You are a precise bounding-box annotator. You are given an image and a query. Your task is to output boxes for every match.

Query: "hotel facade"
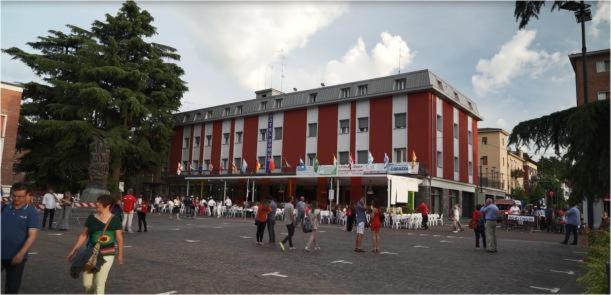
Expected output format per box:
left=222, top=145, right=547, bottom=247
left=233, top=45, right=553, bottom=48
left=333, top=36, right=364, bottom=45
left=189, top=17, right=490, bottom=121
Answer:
left=166, top=70, right=482, bottom=218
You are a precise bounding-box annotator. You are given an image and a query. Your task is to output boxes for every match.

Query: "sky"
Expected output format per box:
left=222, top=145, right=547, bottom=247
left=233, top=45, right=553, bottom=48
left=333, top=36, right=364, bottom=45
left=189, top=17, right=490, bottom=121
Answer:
left=2, top=0, right=610, bottom=155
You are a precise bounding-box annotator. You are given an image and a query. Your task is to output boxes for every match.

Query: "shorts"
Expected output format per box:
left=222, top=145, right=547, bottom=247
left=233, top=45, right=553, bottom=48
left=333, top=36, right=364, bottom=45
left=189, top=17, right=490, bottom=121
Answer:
left=356, top=222, right=365, bottom=234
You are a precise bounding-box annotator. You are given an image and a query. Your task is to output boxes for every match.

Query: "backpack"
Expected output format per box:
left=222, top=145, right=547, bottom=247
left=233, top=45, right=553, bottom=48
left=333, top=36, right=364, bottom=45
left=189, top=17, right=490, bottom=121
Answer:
left=302, top=216, right=313, bottom=233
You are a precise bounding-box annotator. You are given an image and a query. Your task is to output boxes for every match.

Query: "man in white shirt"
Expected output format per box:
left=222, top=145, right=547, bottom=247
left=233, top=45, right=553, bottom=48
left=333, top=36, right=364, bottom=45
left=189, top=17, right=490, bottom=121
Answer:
left=154, top=195, right=162, bottom=213
left=225, top=198, right=232, bottom=208
left=41, top=188, right=58, bottom=230
left=509, top=203, right=521, bottom=215
left=208, top=198, right=216, bottom=217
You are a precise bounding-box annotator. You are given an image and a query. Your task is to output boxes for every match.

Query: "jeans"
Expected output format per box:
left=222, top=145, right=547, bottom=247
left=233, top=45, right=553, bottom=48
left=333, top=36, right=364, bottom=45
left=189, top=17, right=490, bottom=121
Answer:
left=485, top=221, right=497, bottom=251
left=282, top=223, right=295, bottom=247
left=122, top=212, right=134, bottom=232
left=563, top=224, right=578, bottom=244
left=42, top=209, right=55, bottom=229
left=255, top=221, right=266, bottom=243
left=475, top=226, right=487, bottom=248
left=82, top=255, right=114, bottom=294
left=137, top=212, right=147, bottom=231
left=267, top=219, right=276, bottom=243
left=1, top=259, right=27, bottom=294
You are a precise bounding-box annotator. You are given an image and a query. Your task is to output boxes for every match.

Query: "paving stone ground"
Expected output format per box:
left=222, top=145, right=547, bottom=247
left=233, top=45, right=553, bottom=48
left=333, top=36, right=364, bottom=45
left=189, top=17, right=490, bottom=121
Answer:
left=6, top=211, right=587, bottom=294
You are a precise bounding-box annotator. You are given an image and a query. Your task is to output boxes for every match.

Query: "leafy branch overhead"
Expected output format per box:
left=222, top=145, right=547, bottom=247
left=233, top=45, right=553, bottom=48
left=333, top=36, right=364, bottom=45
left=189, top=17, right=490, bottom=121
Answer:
left=3, top=0, right=188, bottom=192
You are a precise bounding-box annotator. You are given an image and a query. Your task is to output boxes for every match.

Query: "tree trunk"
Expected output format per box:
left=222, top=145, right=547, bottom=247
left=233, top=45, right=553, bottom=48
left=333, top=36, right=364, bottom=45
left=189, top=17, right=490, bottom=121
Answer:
left=109, top=153, right=122, bottom=199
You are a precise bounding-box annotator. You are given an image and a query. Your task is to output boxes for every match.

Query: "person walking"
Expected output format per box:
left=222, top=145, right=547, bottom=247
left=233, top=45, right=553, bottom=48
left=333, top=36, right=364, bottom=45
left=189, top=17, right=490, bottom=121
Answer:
left=417, top=201, right=429, bottom=230
left=121, top=189, right=137, bottom=233
left=267, top=198, right=277, bottom=244
left=296, top=196, right=306, bottom=226
left=183, top=195, right=194, bottom=218
left=58, top=191, right=74, bottom=231
left=66, top=194, right=123, bottom=294
left=305, top=201, right=320, bottom=252
left=472, top=204, right=486, bottom=250
left=480, top=198, right=499, bottom=253
left=136, top=199, right=149, bottom=232
left=255, top=199, right=271, bottom=246
left=208, top=198, right=216, bottom=217
left=154, top=195, right=162, bottom=214
left=173, top=196, right=181, bottom=220
left=370, top=200, right=382, bottom=253
left=41, top=188, right=58, bottom=230
left=279, top=196, right=296, bottom=251
left=1, top=183, right=40, bottom=294
left=354, top=197, right=367, bottom=252
left=561, top=202, right=580, bottom=245
left=452, top=204, right=464, bottom=233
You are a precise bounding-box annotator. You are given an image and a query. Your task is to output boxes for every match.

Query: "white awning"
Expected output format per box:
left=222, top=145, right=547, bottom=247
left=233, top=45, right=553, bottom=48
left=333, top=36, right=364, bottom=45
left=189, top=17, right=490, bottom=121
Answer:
left=387, top=175, right=422, bottom=205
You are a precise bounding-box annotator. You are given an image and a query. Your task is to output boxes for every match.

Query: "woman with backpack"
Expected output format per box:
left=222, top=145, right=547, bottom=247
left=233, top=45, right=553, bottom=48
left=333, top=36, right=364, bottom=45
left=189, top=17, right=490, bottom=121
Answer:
left=472, top=204, right=486, bottom=249
left=304, top=201, right=320, bottom=252
left=370, top=200, right=382, bottom=253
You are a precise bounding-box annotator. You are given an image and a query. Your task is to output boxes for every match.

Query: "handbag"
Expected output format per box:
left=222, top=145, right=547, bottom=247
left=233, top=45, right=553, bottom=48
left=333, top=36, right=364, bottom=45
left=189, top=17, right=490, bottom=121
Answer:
left=302, top=217, right=313, bottom=233
left=84, top=215, right=113, bottom=272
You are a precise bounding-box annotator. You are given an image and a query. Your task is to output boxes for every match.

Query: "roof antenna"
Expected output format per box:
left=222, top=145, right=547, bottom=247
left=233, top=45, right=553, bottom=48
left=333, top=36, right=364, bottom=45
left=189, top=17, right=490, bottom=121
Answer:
left=398, top=47, right=402, bottom=74
left=270, top=65, right=274, bottom=89
left=280, top=49, right=285, bottom=92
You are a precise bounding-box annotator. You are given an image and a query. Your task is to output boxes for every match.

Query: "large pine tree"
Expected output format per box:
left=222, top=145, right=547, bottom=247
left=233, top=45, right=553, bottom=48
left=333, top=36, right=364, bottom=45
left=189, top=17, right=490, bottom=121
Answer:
left=4, top=1, right=187, bottom=193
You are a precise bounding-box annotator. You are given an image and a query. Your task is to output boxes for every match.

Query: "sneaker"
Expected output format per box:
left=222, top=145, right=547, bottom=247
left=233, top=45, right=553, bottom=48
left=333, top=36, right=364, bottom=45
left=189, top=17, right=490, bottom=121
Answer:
left=279, top=242, right=285, bottom=252
left=289, top=247, right=297, bottom=250
left=314, top=247, right=321, bottom=250
left=304, top=247, right=311, bottom=252
left=452, top=230, right=459, bottom=233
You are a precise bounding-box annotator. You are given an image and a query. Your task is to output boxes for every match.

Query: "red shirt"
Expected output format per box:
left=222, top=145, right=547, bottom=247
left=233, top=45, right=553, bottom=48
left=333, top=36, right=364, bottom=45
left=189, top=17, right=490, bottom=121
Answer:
left=256, top=203, right=271, bottom=222
left=122, top=194, right=137, bottom=212
left=138, top=202, right=149, bottom=213
left=472, top=210, right=480, bottom=224
left=417, top=203, right=429, bottom=216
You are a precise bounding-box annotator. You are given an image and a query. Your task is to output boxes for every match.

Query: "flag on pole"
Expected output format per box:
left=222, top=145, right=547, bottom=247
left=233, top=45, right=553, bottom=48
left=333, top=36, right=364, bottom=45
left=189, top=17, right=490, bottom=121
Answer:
left=299, top=158, right=305, bottom=168
left=367, top=152, right=374, bottom=165
left=177, top=162, right=183, bottom=175
left=255, top=159, right=261, bottom=172
left=268, top=157, right=276, bottom=171
left=411, top=150, right=418, bottom=162
left=332, top=153, right=337, bottom=166
left=209, top=162, right=214, bottom=172
left=186, top=161, right=191, bottom=173
left=191, top=161, right=197, bottom=171
left=231, top=161, right=238, bottom=173
left=348, top=152, right=354, bottom=169
left=384, top=153, right=390, bottom=168
left=284, top=158, right=291, bottom=168
left=313, top=156, right=320, bottom=172
left=241, top=159, right=248, bottom=174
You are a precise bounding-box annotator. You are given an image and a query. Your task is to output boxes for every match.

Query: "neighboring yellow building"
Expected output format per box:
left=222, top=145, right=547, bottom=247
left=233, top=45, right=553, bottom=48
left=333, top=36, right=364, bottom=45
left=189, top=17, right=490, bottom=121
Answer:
left=477, top=128, right=537, bottom=196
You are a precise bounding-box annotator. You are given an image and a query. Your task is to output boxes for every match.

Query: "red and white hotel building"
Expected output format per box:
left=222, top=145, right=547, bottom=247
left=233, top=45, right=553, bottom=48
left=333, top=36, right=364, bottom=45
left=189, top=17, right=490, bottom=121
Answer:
left=167, top=70, right=481, bottom=218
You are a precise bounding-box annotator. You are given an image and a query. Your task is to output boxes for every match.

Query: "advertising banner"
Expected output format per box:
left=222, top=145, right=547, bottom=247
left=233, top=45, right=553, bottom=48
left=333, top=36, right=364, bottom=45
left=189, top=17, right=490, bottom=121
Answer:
left=387, top=162, right=419, bottom=174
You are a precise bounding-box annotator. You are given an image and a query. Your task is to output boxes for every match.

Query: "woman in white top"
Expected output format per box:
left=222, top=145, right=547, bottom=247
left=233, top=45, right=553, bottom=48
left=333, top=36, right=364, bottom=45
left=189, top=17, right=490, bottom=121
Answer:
left=305, top=201, right=321, bottom=252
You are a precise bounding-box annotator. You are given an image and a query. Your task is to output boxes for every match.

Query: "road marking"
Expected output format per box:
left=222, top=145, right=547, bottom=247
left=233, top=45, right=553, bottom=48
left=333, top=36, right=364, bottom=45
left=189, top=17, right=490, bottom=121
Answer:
left=413, top=245, right=430, bottom=249
left=223, top=223, right=230, bottom=225
left=239, top=236, right=253, bottom=239
left=124, top=245, right=133, bottom=248
left=529, top=286, right=560, bottom=293
left=261, top=272, right=287, bottom=278
left=318, top=230, right=326, bottom=233
left=48, top=233, right=63, bottom=236
left=213, top=226, right=223, bottom=229
left=446, top=235, right=456, bottom=238
left=186, top=223, right=191, bottom=225
left=550, top=269, right=575, bottom=275
left=331, top=260, right=353, bottom=264
left=440, top=240, right=453, bottom=243
left=419, top=233, right=429, bottom=236
left=563, top=259, right=583, bottom=263
left=28, top=252, right=38, bottom=255
left=380, top=251, right=398, bottom=255
left=171, top=228, right=180, bottom=231
left=185, top=240, right=200, bottom=243
left=157, top=291, right=177, bottom=294
left=432, top=235, right=441, bottom=237
left=280, top=233, right=288, bottom=236
left=407, top=233, right=414, bottom=235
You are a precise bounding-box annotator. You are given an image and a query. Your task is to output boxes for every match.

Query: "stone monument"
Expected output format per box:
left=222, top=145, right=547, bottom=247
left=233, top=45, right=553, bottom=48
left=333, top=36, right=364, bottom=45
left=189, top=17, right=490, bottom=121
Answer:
left=80, top=136, right=111, bottom=202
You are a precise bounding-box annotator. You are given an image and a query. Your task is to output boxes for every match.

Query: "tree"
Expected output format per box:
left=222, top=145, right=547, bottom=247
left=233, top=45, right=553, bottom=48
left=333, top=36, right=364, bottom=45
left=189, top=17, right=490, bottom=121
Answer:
left=3, top=1, right=187, bottom=193
left=514, top=1, right=567, bottom=29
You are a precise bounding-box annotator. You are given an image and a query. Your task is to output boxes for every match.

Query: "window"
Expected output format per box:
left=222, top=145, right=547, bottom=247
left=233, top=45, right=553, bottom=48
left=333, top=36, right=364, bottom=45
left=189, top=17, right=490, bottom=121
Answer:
left=394, top=148, right=406, bottom=163
left=308, top=93, right=317, bottom=103
left=205, top=135, right=212, bottom=146
left=235, top=131, right=243, bottom=144
left=307, top=153, right=316, bottom=166
left=204, top=160, right=210, bottom=170
left=340, top=87, right=350, bottom=98
left=182, top=115, right=190, bottom=123
left=260, top=101, right=268, bottom=111
left=183, top=161, right=188, bottom=171
left=258, top=157, right=265, bottom=169
left=598, top=91, right=610, bottom=100
left=394, top=78, right=406, bottom=90
left=358, top=117, right=369, bottom=132
left=454, top=157, right=459, bottom=172
left=437, top=80, right=444, bottom=89
left=394, top=113, right=406, bottom=129
left=357, top=85, right=368, bottom=96
left=308, top=123, right=317, bottom=137
left=273, top=156, right=281, bottom=169
left=222, top=158, right=228, bottom=170
left=274, top=127, right=283, bottom=140
left=259, top=129, right=267, bottom=141
left=234, top=158, right=242, bottom=169
left=223, top=108, right=230, bottom=116
left=468, top=161, right=473, bottom=176
left=339, top=152, right=349, bottom=165
left=223, top=133, right=230, bottom=145
left=596, top=60, right=610, bottom=72
left=194, top=136, right=200, bottom=148
left=183, top=138, right=189, bottom=149
left=206, top=111, right=213, bottom=119
left=436, top=115, right=442, bottom=132
left=482, top=156, right=488, bottom=165
left=453, top=123, right=458, bottom=139
left=437, top=151, right=443, bottom=168
left=194, top=113, right=201, bottom=120
left=274, top=99, right=283, bottom=108
left=482, top=137, right=487, bottom=145
left=357, top=150, right=368, bottom=164
left=502, top=138, right=505, bottom=146
left=235, top=106, right=243, bottom=115
left=468, top=131, right=473, bottom=145
left=339, top=119, right=349, bottom=134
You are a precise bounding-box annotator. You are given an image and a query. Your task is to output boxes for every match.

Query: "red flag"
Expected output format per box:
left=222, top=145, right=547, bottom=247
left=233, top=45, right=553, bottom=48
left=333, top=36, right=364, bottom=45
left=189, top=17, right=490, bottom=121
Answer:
left=269, top=157, right=276, bottom=171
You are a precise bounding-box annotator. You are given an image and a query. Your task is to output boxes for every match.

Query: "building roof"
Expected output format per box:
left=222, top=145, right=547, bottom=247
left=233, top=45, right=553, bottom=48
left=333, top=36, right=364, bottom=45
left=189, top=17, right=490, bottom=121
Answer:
left=1, top=81, right=24, bottom=92
left=477, top=127, right=509, bottom=136
left=174, top=69, right=482, bottom=126
left=568, top=48, right=610, bottom=60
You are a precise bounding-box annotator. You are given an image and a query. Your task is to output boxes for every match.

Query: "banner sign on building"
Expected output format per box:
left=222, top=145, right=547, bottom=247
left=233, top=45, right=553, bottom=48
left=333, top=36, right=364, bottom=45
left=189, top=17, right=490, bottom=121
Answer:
left=387, top=162, right=419, bottom=175
left=317, top=165, right=337, bottom=175
left=507, top=215, right=535, bottom=223
left=265, top=113, right=274, bottom=173
left=296, top=162, right=419, bottom=176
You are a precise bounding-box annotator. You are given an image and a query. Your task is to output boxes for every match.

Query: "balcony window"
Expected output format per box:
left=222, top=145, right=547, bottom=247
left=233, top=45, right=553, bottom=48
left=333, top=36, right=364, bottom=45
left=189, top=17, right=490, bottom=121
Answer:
left=357, top=85, right=368, bottom=96
left=274, top=127, right=283, bottom=140
left=339, top=119, right=349, bottom=134
left=235, top=106, right=243, bottom=115
left=260, top=101, right=268, bottom=111
left=394, top=113, right=406, bottom=129
left=358, top=117, right=369, bottom=132
left=274, top=99, right=283, bottom=108
left=357, top=150, right=368, bottom=164
left=259, top=129, right=267, bottom=141
left=308, top=123, right=317, bottom=137
left=340, top=87, right=350, bottom=98
left=194, top=136, right=200, bottom=148
left=339, top=152, right=349, bottom=165
left=394, top=78, right=406, bottom=90
left=223, top=133, right=230, bottom=145
left=308, top=93, right=317, bottom=103
left=235, top=131, right=243, bottom=144
left=205, top=135, right=212, bottom=146
left=223, top=108, right=230, bottom=116
left=394, top=148, right=406, bottom=163
left=307, top=153, right=316, bottom=166
left=205, top=111, right=213, bottom=119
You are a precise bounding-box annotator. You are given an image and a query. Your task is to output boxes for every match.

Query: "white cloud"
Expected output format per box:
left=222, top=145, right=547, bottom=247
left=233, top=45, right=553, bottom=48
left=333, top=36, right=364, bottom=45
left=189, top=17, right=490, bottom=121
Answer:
left=471, top=30, right=563, bottom=96
left=178, top=3, right=347, bottom=90
left=591, top=0, right=610, bottom=38
left=323, top=32, right=414, bottom=85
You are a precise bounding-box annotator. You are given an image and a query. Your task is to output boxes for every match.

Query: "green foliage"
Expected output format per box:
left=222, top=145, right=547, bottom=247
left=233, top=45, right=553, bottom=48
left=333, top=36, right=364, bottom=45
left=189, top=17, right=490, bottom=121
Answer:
left=577, top=230, right=610, bottom=294
left=3, top=0, right=187, bottom=192
left=511, top=187, right=529, bottom=205
left=509, top=100, right=610, bottom=205
left=514, top=1, right=567, bottom=29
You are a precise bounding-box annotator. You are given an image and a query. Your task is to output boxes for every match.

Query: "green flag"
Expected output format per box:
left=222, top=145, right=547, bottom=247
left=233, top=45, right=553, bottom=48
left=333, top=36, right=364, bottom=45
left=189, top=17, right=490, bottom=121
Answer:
left=313, top=156, right=320, bottom=173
